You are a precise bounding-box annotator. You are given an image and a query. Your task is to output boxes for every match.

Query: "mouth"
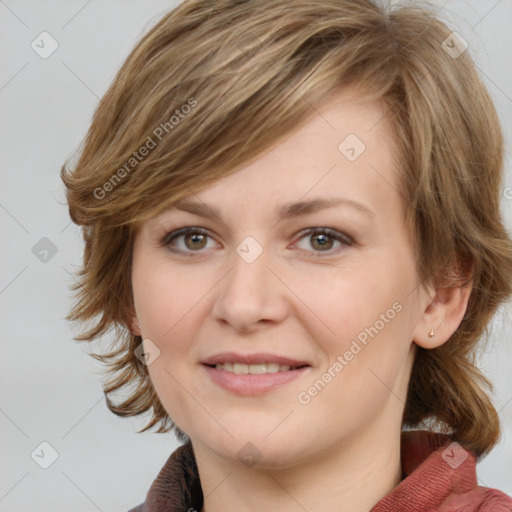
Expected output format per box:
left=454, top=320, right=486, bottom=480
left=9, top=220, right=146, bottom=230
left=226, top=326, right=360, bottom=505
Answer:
left=206, top=362, right=307, bottom=374
left=200, top=352, right=311, bottom=396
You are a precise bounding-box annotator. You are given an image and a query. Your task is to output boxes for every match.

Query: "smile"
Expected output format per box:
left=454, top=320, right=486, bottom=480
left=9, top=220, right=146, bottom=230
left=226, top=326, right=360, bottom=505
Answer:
left=211, top=362, right=303, bottom=374
left=200, top=352, right=311, bottom=395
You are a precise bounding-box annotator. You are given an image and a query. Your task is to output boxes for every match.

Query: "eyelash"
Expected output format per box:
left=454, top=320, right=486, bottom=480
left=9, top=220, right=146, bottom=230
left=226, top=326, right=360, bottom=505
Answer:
left=159, top=226, right=353, bottom=257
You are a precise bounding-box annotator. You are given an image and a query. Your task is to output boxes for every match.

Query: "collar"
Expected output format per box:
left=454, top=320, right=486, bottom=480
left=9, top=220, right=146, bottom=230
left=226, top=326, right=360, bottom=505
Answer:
left=139, top=430, right=510, bottom=512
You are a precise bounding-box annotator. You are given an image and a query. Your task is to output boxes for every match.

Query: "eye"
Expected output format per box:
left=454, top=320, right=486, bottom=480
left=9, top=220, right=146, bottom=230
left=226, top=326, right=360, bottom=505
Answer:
left=160, top=226, right=353, bottom=257
left=292, top=228, right=353, bottom=255
left=160, top=227, right=217, bottom=254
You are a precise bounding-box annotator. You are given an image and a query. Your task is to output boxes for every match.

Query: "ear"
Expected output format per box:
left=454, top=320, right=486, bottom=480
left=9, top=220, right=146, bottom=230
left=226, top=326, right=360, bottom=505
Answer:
left=412, top=261, right=473, bottom=349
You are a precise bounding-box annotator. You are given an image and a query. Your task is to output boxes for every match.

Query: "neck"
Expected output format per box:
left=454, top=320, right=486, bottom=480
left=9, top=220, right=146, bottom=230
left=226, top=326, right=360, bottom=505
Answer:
left=193, top=426, right=402, bottom=512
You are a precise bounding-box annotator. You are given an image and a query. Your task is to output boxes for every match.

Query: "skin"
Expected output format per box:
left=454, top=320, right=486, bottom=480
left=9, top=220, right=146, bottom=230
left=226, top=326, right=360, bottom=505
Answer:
left=130, top=87, right=472, bottom=512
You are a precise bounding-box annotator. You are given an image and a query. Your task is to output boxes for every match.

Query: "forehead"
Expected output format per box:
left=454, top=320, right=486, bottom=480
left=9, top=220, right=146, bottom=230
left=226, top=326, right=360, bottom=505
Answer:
left=183, top=90, right=399, bottom=215
left=145, top=87, right=404, bottom=233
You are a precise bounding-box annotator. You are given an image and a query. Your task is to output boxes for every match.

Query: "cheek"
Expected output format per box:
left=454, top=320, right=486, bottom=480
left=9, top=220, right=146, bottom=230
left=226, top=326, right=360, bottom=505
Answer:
left=131, top=253, right=212, bottom=415
left=288, top=259, right=405, bottom=348
left=132, top=257, right=203, bottom=422
left=296, top=295, right=413, bottom=433
left=300, top=253, right=416, bottom=390
left=132, top=248, right=200, bottom=343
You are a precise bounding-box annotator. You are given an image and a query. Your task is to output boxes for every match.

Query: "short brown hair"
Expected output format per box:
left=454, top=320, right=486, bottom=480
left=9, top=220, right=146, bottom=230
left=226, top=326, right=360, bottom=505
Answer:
left=61, top=0, right=512, bottom=455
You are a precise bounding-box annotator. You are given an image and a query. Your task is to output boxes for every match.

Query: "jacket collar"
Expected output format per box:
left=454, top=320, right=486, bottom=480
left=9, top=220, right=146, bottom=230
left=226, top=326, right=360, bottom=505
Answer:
left=372, top=430, right=476, bottom=511
left=140, top=430, right=485, bottom=512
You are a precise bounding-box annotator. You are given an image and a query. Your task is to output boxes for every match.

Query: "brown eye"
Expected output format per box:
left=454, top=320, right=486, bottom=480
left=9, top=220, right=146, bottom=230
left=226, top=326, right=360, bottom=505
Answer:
left=310, top=232, right=334, bottom=251
left=294, top=228, right=353, bottom=255
left=183, top=232, right=207, bottom=250
left=161, top=227, right=215, bottom=254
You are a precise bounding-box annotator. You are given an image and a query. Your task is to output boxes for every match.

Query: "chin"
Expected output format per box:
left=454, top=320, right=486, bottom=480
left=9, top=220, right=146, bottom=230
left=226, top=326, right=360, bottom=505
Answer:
left=190, top=424, right=314, bottom=470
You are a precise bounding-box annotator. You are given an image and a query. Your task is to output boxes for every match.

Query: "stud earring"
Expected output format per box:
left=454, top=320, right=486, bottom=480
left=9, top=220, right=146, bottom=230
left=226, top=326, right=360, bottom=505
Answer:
left=428, top=329, right=435, bottom=338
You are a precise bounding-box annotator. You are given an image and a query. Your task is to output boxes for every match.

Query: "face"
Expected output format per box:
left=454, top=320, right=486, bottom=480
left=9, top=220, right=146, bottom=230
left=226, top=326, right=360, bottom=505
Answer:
left=131, top=88, right=430, bottom=468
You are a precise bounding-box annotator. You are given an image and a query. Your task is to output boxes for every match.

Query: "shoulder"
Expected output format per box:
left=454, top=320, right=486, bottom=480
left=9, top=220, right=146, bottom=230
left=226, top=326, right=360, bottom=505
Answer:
left=437, top=485, right=512, bottom=512
left=473, top=487, right=512, bottom=512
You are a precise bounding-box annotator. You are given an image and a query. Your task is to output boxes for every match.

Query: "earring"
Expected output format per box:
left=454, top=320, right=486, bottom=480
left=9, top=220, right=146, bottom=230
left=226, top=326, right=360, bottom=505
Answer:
left=428, top=329, right=435, bottom=338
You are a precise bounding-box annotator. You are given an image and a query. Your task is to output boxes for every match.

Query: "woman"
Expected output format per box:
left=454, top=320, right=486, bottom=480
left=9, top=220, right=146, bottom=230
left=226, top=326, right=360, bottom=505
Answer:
left=61, top=0, right=512, bottom=510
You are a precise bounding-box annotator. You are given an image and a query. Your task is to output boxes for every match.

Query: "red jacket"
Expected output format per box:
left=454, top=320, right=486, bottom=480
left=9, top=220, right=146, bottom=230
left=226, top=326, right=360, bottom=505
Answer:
left=128, top=430, right=512, bottom=511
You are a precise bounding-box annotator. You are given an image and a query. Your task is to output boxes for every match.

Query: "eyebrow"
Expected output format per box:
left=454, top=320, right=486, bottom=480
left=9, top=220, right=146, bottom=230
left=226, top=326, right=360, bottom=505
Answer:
left=170, top=197, right=376, bottom=220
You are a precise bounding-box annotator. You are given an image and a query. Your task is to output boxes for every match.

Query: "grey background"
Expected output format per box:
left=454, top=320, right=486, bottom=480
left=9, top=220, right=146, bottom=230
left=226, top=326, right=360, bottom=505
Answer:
left=0, top=1, right=511, bottom=510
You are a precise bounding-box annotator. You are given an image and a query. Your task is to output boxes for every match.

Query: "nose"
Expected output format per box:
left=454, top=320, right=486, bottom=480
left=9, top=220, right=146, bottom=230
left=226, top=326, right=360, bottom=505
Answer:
left=211, top=240, right=289, bottom=333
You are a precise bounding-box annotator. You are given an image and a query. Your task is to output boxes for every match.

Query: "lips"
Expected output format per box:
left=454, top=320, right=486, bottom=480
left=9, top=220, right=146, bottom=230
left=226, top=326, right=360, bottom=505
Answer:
left=201, top=352, right=310, bottom=367
left=200, top=352, right=311, bottom=395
